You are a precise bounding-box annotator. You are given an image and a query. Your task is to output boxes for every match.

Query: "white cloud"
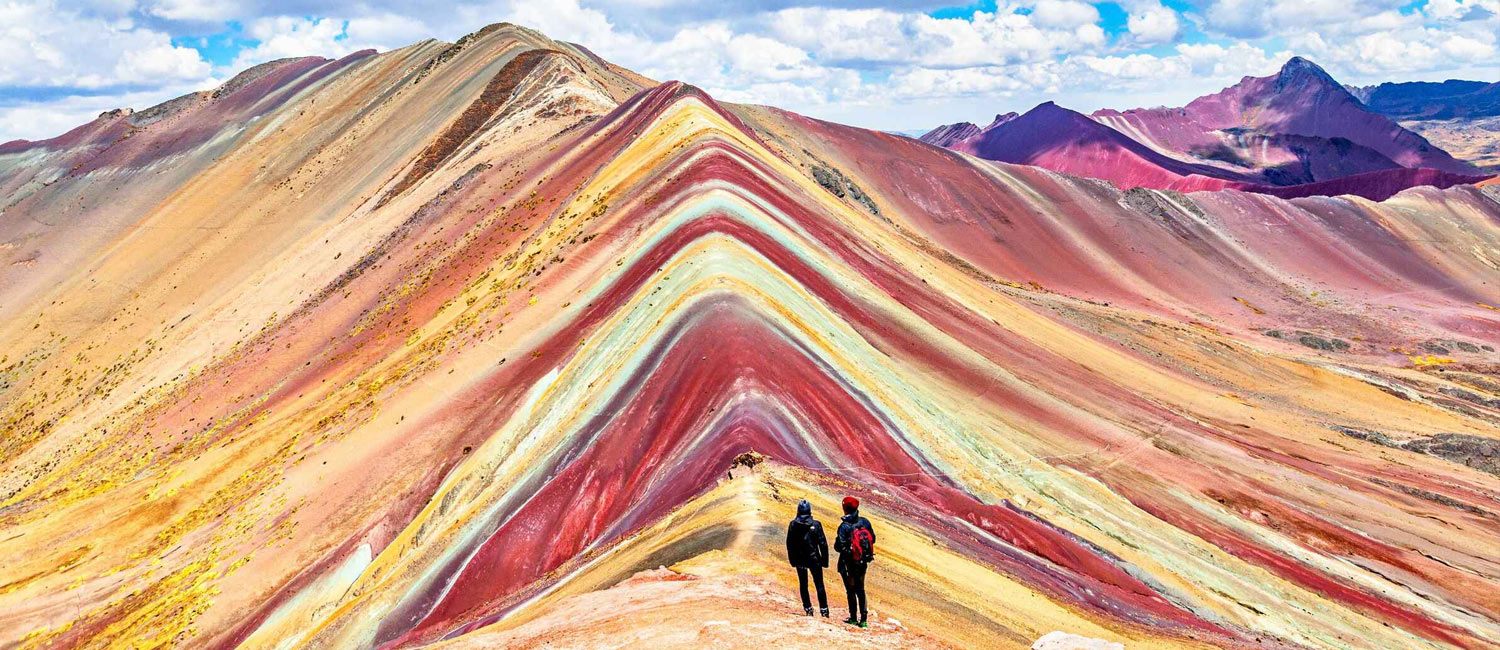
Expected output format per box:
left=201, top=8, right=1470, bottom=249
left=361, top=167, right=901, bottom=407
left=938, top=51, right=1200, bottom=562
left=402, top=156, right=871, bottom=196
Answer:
left=769, top=9, right=909, bottom=65
left=229, top=17, right=353, bottom=70
left=724, top=34, right=825, bottom=82
left=1440, top=33, right=1494, bottom=60
left=1175, top=42, right=1284, bottom=78
left=345, top=14, right=430, bottom=46
left=1197, top=0, right=1411, bottom=38
left=1029, top=0, right=1099, bottom=30
left=769, top=7, right=1105, bottom=69
left=889, top=64, right=1059, bottom=100
left=1186, top=0, right=1497, bottom=86
left=3, top=0, right=1499, bottom=140
left=1122, top=1, right=1180, bottom=44
left=1073, top=53, right=1180, bottom=80
left=1423, top=0, right=1500, bottom=21
left=116, top=41, right=213, bottom=83
left=146, top=0, right=243, bottom=23
left=1052, top=41, right=1287, bottom=101
left=0, top=0, right=211, bottom=89
left=1289, top=23, right=1496, bottom=77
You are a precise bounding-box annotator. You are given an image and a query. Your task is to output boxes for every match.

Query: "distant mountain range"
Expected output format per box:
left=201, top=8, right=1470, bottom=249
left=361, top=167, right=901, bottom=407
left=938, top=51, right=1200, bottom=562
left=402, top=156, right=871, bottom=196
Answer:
left=1343, top=79, right=1500, bottom=172
left=921, top=57, right=1495, bottom=200
left=1348, top=79, right=1500, bottom=120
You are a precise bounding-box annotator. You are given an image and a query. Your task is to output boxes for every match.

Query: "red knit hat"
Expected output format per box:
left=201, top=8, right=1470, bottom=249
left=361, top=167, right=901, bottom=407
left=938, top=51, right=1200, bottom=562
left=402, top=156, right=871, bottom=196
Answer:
left=842, top=496, right=860, bottom=512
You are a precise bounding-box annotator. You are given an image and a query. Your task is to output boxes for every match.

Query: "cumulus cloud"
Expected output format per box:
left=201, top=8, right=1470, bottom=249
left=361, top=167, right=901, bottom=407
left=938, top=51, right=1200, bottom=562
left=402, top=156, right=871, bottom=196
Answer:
left=229, top=17, right=356, bottom=70
left=889, top=64, right=1060, bottom=100
left=768, top=7, right=1104, bottom=69
left=3, top=0, right=1499, bottom=140
left=1063, top=41, right=1284, bottom=91
left=1175, top=42, right=1286, bottom=78
left=1029, top=0, right=1099, bottom=30
left=0, top=0, right=212, bottom=89
left=1121, top=0, right=1180, bottom=44
left=146, top=0, right=244, bottom=23
left=345, top=14, right=430, bottom=46
left=1425, top=0, right=1500, bottom=21
left=1288, top=18, right=1497, bottom=77
left=1198, top=0, right=1410, bottom=38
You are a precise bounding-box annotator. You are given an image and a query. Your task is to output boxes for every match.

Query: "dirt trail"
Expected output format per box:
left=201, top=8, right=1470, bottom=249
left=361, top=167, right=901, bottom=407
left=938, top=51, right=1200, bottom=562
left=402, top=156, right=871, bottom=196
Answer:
left=434, top=565, right=943, bottom=649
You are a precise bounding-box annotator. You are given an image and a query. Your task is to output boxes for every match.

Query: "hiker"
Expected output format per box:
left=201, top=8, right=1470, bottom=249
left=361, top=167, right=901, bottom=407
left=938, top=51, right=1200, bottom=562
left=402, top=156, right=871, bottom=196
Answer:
left=834, top=495, right=876, bottom=627
left=786, top=499, right=830, bottom=617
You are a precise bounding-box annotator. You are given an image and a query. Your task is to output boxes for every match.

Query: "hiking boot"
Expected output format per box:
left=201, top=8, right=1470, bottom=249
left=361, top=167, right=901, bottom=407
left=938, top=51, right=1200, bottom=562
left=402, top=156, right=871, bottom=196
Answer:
left=843, top=617, right=860, bottom=625
left=857, top=621, right=868, bottom=629
left=820, top=608, right=830, bottom=617
left=804, top=607, right=814, bottom=616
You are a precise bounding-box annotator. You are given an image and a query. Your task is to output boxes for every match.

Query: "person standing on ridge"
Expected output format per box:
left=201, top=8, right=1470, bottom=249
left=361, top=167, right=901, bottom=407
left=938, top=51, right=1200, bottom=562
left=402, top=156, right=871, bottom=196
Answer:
left=786, top=499, right=830, bottom=617
left=834, top=495, right=876, bottom=628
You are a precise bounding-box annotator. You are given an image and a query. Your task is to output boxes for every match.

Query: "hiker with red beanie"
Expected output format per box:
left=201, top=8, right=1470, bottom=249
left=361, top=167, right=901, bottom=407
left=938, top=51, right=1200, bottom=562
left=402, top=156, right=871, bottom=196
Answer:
left=833, top=495, right=876, bottom=627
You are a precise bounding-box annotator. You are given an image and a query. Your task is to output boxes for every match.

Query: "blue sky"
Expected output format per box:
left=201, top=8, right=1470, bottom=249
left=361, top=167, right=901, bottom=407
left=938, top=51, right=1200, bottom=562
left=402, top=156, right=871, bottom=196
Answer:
left=1, top=0, right=1497, bottom=142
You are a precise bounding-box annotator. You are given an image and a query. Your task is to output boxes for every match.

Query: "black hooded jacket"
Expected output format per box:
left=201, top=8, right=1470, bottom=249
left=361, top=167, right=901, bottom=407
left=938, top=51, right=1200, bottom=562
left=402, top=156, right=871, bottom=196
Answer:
left=786, top=500, right=829, bottom=568
left=834, top=512, right=876, bottom=572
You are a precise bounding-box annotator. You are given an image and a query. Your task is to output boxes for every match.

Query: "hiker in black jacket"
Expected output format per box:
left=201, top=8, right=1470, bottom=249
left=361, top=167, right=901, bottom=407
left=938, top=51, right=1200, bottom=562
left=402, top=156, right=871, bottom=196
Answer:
left=834, top=495, right=876, bottom=627
left=786, top=499, right=830, bottom=616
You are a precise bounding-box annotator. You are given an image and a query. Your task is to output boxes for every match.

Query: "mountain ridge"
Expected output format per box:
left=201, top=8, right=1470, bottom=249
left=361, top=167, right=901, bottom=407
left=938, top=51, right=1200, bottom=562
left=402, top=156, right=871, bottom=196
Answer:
left=1350, top=79, right=1500, bottom=120
left=923, top=57, right=1491, bottom=198
left=2, top=21, right=1500, bottom=650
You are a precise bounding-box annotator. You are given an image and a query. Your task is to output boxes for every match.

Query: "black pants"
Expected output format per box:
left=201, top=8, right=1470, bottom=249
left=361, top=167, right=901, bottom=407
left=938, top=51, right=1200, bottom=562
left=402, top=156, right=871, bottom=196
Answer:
left=840, top=562, right=868, bottom=622
left=796, top=566, right=827, bottom=611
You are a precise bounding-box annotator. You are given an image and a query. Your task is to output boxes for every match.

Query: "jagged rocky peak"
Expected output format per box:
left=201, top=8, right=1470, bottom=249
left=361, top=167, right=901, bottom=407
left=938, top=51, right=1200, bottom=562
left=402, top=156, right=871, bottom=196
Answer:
left=1273, top=56, right=1342, bottom=92
left=986, top=111, right=1019, bottom=128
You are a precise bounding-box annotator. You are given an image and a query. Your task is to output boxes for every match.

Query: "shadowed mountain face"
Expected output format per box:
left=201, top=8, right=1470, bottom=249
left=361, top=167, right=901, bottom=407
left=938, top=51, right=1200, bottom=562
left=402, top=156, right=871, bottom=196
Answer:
left=923, top=58, right=1493, bottom=199
left=1350, top=80, right=1500, bottom=120
left=1347, top=79, right=1500, bottom=173
left=3, top=23, right=1500, bottom=650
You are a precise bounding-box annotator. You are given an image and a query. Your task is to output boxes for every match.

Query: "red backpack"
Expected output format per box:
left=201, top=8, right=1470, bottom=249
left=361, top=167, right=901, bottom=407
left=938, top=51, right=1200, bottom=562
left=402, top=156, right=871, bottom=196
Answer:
left=849, top=522, right=875, bottom=563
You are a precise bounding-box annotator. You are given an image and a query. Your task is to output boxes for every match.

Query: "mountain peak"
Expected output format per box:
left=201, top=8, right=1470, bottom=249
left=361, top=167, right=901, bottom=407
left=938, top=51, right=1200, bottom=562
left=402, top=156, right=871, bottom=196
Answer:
left=1024, top=100, right=1071, bottom=117
left=983, top=111, right=1020, bottom=131
left=1276, top=56, right=1338, bottom=87
left=918, top=120, right=982, bottom=147
left=1022, top=101, right=1092, bottom=123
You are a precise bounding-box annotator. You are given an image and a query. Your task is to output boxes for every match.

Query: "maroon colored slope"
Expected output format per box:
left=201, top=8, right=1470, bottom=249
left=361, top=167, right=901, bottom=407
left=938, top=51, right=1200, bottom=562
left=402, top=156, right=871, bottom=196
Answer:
left=951, top=101, right=1247, bottom=192
left=1094, top=57, right=1479, bottom=176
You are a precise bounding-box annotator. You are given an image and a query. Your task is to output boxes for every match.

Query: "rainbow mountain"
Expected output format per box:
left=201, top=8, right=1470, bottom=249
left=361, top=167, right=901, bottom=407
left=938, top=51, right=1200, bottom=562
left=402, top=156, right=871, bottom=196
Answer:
left=2, top=22, right=1500, bottom=650
left=922, top=58, right=1495, bottom=201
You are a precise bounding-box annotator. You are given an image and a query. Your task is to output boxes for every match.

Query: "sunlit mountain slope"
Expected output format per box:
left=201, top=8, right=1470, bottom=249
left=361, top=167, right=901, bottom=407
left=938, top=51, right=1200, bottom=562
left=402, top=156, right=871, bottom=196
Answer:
left=2, top=22, right=1500, bottom=650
